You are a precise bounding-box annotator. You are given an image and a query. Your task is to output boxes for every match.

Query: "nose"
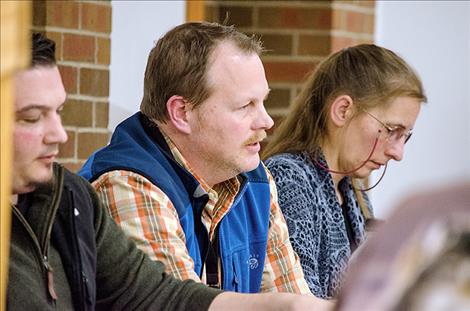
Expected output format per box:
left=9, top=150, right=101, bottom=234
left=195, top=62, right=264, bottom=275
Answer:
left=254, top=104, right=274, bottom=130
left=384, top=140, right=404, bottom=162
left=44, top=113, right=68, bottom=145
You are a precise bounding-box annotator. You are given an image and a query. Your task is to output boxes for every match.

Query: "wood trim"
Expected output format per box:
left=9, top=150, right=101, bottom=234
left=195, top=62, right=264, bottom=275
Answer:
left=186, top=0, right=205, bottom=22
left=1, top=1, right=31, bottom=309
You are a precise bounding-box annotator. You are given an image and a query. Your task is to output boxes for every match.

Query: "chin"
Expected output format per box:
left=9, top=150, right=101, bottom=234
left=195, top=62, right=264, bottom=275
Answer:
left=352, top=169, right=372, bottom=180
left=242, top=160, right=260, bottom=173
left=33, top=166, right=55, bottom=183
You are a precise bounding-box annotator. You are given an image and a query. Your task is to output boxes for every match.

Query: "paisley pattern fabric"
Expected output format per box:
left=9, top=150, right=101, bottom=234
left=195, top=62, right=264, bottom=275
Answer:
left=265, top=151, right=372, bottom=298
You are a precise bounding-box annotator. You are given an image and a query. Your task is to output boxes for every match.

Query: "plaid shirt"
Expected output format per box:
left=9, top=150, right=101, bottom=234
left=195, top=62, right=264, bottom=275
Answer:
left=92, top=133, right=310, bottom=294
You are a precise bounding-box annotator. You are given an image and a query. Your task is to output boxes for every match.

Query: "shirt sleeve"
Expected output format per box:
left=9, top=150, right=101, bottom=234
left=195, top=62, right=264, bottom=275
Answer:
left=260, top=165, right=312, bottom=294
left=88, top=176, right=221, bottom=310
left=92, top=170, right=201, bottom=282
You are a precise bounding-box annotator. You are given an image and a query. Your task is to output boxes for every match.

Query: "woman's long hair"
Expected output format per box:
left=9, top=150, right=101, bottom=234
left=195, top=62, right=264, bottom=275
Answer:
left=262, top=44, right=427, bottom=218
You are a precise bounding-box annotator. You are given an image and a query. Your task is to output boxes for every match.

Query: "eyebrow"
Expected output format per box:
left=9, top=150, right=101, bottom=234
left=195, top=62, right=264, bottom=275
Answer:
left=388, top=123, right=412, bottom=131
left=16, top=103, right=64, bottom=113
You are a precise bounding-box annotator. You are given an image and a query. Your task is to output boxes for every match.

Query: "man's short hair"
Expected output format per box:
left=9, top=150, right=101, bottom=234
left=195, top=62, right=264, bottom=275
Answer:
left=140, top=21, right=263, bottom=122
left=31, top=32, right=56, bottom=67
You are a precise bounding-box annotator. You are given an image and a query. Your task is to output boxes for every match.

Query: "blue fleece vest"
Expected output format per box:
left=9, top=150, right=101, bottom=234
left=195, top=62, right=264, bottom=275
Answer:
left=79, top=112, right=271, bottom=293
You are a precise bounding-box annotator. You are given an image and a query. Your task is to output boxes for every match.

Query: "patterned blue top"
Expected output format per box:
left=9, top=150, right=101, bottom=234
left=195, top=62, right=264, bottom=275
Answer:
left=265, top=151, right=372, bottom=298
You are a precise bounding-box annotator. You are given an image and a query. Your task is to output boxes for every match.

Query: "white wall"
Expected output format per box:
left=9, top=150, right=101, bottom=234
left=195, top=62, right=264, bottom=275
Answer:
left=371, top=1, right=470, bottom=217
left=110, top=1, right=185, bottom=131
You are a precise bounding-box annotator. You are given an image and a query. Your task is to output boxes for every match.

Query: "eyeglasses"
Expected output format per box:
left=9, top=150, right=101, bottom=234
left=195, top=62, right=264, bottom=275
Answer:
left=360, top=108, right=413, bottom=144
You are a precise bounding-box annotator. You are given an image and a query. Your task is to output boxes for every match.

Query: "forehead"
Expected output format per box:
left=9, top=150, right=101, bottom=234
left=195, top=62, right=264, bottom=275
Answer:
left=371, top=96, right=422, bottom=127
left=205, top=41, right=269, bottom=100
left=14, top=66, right=66, bottom=111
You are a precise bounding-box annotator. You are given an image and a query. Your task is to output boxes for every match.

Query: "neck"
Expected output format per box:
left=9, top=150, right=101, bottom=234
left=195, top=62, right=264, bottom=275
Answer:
left=319, top=142, right=343, bottom=189
left=158, top=124, right=232, bottom=188
left=318, top=141, right=346, bottom=205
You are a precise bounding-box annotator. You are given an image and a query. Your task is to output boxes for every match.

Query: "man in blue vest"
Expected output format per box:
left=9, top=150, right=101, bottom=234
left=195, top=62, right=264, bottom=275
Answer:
left=80, top=21, right=311, bottom=295
left=8, top=31, right=331, bottom=310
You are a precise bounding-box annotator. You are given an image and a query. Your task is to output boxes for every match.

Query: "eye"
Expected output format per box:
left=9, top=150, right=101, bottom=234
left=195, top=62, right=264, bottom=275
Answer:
left=388, top=128, right=402, bottom=139
left=17, top=113, right=41, bottom=123
left=240, top=102, right=252, bottom=110
left=389, top=127, right=412, bottom=144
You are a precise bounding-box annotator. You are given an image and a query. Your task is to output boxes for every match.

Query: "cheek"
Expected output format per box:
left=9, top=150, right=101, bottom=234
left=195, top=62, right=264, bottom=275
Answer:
left=13, top=128, right=42, bottom=154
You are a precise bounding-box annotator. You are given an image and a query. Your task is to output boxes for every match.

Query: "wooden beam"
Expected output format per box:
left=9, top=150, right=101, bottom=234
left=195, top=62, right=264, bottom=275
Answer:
left=1, top=1, right=31, bottom=309
left=186, top=0, right=205, bottom=22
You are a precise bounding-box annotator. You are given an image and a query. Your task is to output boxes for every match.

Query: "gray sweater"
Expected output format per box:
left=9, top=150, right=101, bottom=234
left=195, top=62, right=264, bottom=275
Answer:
left=265, top=152, right=371, bottom=299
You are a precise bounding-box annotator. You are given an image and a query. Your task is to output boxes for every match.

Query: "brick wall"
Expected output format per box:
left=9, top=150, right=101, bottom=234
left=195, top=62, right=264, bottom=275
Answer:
left=205, top=0, right=375, bottom=136
left=32, top=0, right=111, bottom=172
left=31, top=1, right=374, bottom=171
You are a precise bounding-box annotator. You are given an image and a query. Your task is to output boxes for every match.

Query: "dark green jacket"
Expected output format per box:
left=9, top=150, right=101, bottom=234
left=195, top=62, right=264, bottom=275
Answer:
left=8, top=163, right=221, bottom=310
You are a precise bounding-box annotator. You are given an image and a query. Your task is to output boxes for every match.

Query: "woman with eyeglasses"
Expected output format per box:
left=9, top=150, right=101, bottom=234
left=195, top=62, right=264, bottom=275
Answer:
left=262, top=44, right=427, bottom=299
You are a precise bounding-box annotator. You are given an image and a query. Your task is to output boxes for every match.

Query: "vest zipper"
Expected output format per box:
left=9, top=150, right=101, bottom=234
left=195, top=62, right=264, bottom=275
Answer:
left=44, top=255, right=58, bottom=302
left=12, top=207, right=58, bottom=305
left=41, top=166, right=64, bottom=305
left=11, top=165, right=64, bottom=305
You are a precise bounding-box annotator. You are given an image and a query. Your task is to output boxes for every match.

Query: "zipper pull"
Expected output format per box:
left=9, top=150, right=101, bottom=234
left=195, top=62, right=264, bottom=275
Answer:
left=44, top=256, right=58, bottom=302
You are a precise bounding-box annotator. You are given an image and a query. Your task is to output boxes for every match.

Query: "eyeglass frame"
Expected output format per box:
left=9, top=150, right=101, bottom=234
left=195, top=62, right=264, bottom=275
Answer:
left=357, top=106, right=413, bottom=144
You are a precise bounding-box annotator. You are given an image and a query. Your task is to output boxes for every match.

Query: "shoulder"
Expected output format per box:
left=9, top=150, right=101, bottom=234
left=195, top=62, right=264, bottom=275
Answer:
left=58, top=164, right=102, bottom=214
left=92, top=170, right=152, bottom=188
left=62, top=165, right=96, bottom=195
left=265, top=152, right=314, bottom=180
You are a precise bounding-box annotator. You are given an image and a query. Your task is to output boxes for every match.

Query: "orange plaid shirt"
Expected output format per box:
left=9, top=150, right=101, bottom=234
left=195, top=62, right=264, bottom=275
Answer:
left=92, top=132, right=310, bottom=294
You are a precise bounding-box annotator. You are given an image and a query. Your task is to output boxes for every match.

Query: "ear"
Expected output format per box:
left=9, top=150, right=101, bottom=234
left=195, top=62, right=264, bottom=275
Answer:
left=166, top=95, right=191, bottom=134
left=329, top=95, right=354, bottom=127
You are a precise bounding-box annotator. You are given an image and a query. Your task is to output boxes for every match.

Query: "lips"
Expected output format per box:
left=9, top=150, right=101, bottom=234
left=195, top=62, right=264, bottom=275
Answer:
left=245, top=142, right=261, bottom=153
left=370, top=161, right=383, bottom=170
left=38, top=152, right=58, bottom=163
left=244, top=132, right=267, bottom=146
left=39, top=152, right=58, bottom=159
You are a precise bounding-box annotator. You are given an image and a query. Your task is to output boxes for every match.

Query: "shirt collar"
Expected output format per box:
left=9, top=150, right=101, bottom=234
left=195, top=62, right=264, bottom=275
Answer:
left=160, top=129, right=240, bottom=195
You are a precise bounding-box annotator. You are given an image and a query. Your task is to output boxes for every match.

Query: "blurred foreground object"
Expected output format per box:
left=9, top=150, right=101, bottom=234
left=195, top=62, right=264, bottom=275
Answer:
left=335, top=182, right=470, bottom=311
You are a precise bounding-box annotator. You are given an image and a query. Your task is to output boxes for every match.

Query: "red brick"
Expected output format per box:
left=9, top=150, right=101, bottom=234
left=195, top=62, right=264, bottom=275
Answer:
left=95, top=102, right=109, bottom=128
left=60, top=161, right=85, bottom=174
left=298, top=35, right=332, bottom=56
left=261, top=34, right=293, bottom=56
left=332, top=9, right=346, bottom=30
left=97, top=37, right=110, bottom=65
left=354, top=37, right=374, bottom=45
left=364, top=14, right=375, bottom=34
left=63, top=34, right=95, bottom=62
left=258, top=7, right=332, bottom=30
left=355, top=1, right=376, bottom=8
left=81, top=2, right=112, bottom=33
left=346, top=11, right=365, bottom=33
left=59, top=130, right=75, bottom=158
left=32, top=1, right=46, bottom=26
left=331, top=36, right=354, bottom=52
left=205, top=4, right=217, bottom=22
left=263, top=61, right=317, bottom=83
left=46, top=1, right=79, bottom=29
left=77, top=132, right=110, bottom=159
left=58, top=65, right=78, bottom=94
left=61, top=99, right=93, bottom=127
left=265, top=88, right=291, bottom=110
left=80, top=68, right=109, bottom=97
left=218, top=5, right=253, bottom=28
